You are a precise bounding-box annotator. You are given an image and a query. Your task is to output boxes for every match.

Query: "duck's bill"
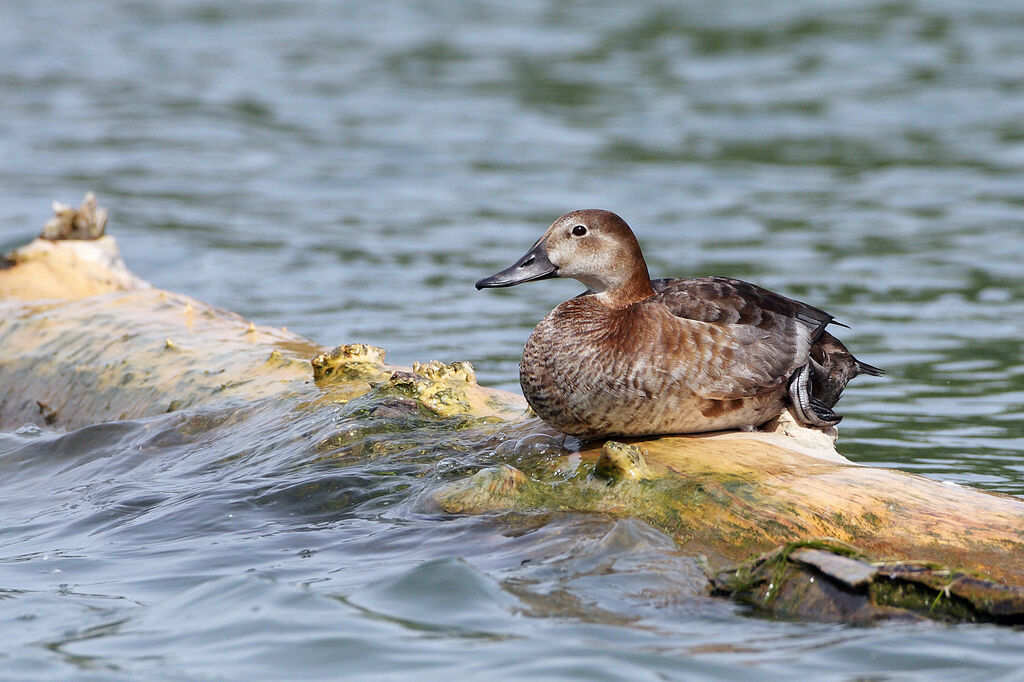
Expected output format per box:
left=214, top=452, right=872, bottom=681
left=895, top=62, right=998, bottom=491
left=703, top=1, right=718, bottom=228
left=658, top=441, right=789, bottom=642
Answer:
left=475, top=244, right=558, bottom=289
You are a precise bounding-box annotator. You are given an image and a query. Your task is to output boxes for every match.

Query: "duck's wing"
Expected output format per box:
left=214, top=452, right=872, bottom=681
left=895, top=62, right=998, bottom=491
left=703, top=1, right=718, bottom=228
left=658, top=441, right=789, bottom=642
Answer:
left=650, top=277, right=835, bottom=399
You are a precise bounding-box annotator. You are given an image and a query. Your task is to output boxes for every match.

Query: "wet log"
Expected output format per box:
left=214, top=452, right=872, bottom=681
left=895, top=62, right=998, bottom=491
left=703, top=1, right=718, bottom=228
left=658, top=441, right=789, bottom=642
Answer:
left=0, top=197, right=523, bottom=430
left=3, top=196, right=1024, bottom=624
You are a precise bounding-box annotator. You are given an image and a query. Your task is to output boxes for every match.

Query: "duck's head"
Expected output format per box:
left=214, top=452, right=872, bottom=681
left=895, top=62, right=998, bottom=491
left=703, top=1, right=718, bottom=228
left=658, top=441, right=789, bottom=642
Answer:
left=475, top=209, right=654, bottom=307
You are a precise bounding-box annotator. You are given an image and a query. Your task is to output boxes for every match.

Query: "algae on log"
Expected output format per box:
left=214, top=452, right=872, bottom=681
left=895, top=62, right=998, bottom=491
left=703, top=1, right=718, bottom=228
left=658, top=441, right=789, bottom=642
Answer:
left=4, top=196, right=1024, bottom=624
left=435, top=434, right=1024, bottom=622
left=439, top=434, right=1024, bottom=583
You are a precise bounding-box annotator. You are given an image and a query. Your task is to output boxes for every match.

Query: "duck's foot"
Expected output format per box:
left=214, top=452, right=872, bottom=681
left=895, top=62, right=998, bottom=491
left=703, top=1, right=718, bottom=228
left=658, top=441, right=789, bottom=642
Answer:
left=788, top=363, right=843, bottom=428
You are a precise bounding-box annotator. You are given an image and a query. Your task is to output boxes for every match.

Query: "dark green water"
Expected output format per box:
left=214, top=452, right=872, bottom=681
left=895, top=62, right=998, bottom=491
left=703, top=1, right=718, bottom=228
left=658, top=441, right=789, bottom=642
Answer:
left=1, top=0, right=1023, bottom=678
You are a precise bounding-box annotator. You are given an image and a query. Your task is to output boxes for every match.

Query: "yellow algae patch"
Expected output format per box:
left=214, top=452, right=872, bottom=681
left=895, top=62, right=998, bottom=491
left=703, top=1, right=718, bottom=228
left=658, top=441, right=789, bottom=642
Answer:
left=312, top=344, right=389, bottom=383
left=595, top=441, right=655, bottom=481
left=412, top=359, right=477, bottom=383
left=409, top=360, right=525, bottom=418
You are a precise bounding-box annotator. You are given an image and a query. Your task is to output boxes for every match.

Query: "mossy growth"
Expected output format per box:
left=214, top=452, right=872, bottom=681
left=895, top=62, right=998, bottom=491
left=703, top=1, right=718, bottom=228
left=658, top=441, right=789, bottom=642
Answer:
left=714, top=538, right=867, bottom=604
left=711, top=538, right=1024, bottom=623
left=868, top=575, right=979, bottom=622
left=594, top=441, right=655, bottom=481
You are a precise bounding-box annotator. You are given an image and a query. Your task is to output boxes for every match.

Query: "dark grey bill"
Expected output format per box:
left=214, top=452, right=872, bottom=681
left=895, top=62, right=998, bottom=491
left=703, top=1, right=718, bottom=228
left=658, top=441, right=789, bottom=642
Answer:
left=475, top=243, right=558, bottom=289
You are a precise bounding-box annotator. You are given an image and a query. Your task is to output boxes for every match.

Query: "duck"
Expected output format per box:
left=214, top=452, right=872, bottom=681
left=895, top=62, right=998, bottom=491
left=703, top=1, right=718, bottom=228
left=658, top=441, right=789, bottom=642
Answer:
left=475, top=209, right=882, bottom=439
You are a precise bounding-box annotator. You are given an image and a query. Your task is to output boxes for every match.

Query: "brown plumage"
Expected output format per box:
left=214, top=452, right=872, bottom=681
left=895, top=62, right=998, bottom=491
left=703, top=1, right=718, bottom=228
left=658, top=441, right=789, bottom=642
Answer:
left=476, top=209, right=882, bottom=439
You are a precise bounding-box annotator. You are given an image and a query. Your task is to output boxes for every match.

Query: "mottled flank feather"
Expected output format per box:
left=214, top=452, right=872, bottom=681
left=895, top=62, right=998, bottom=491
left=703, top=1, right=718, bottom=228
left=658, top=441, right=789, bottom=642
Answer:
left=651, top=277, right=832, bottom=400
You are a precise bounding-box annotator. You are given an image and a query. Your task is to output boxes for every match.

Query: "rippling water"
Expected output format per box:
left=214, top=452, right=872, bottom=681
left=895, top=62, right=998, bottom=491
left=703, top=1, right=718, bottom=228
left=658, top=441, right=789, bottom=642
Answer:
left=2, top=0, right=1024, bottom=678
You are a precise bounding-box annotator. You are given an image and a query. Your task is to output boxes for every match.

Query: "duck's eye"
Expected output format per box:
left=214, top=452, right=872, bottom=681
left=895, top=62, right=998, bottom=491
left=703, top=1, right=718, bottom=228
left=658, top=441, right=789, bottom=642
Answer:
left=571, top=225, right=587, bottom=237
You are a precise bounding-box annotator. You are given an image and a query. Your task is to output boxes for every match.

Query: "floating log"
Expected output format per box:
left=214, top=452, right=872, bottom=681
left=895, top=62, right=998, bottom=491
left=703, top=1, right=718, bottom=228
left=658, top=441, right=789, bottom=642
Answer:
left=3, top=196, right=1024, bottom=624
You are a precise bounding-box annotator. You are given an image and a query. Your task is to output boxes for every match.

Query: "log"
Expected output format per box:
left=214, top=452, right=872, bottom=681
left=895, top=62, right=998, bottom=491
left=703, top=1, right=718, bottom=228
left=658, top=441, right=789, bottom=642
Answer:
left=0, top=197, right=523, bottom=430
left=3, top=196, right=1024, bottom=624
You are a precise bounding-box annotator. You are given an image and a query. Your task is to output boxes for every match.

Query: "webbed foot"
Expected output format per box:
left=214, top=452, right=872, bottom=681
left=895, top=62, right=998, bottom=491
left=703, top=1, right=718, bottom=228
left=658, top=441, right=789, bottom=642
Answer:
left=788, top=363, right=843, bottom=427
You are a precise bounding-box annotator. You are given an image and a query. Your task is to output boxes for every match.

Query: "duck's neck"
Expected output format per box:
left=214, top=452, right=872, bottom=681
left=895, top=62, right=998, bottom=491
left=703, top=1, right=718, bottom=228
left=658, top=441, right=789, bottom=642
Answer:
left=593, top=269, right=656, bottom=309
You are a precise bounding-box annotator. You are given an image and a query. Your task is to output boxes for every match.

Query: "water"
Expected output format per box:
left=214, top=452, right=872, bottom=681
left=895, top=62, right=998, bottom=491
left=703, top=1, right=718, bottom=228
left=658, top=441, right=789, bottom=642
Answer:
left=2, top=0, right=1024, bottom=678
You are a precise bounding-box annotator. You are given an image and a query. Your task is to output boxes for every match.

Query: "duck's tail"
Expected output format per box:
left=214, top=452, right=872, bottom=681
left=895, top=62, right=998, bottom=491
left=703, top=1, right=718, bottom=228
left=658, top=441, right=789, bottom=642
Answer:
left=787, top=332, right=884, bottom=428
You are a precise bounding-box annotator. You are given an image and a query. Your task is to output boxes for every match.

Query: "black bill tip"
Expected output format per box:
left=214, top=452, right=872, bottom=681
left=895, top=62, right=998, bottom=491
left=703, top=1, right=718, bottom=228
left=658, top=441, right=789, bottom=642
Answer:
left=475, top=243, right=557, bottom=290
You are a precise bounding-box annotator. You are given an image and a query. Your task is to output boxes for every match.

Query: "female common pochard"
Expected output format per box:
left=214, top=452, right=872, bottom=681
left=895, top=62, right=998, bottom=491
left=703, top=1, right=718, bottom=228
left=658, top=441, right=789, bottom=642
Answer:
left=476, top=209, right=882, bottom=439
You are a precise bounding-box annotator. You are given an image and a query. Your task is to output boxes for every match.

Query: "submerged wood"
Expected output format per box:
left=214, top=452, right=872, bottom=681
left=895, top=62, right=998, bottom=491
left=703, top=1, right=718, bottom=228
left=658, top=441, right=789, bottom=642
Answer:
left=3, top=197, right=1024, bottom=624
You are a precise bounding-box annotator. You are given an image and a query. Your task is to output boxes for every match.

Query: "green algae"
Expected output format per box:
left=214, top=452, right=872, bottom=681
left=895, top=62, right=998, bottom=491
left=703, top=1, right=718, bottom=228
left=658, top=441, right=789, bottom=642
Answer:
left=708, top=539, right=1024, bottom=624
left=437, top=440, right=1024, bottom=624
left=594, top=441, right=655, bottom=480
